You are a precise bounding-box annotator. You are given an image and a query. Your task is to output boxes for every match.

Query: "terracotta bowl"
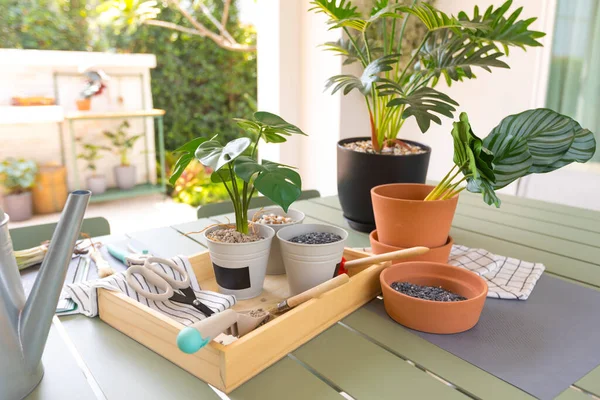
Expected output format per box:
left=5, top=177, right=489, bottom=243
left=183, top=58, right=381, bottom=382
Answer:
left=370, top=230, right=453, bottom=264
left=380, top=262, right=488, bottom=334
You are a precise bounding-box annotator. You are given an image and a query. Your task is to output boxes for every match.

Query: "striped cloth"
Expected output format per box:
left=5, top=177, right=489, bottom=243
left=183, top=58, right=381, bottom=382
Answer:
left=358, top=245, right=545, bottom=300
left=64, top=255, right=236, bottom=326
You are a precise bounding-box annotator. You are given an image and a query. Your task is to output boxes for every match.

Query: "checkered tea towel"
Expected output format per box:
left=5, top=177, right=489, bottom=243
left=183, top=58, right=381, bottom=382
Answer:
left=358, top=245, right=545, bottom=300
left=64, top=255, right=236, bottom=326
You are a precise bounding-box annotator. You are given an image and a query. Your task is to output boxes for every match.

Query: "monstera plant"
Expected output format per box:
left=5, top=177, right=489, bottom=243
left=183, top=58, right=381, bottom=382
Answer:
left=170, top=112, right=307, bottom=234
left=426, top=109, right=597, bottom=206
left=312, top=0, right=545, bottom=150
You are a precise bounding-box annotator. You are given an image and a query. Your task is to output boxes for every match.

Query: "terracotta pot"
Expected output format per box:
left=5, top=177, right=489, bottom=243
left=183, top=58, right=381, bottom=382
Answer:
left=380, top=262, right=487, bottom=334
left=370, top=230, right=453, bottom=264
left=371, top=183, right=458, bottom=248
left=76, top=98, right=91, bottom=111
left=337, top=137, right=431, bottom=233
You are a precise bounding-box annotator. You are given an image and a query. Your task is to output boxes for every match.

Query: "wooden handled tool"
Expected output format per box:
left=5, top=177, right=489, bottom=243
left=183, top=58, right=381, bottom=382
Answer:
left=269, top=273, right=350, bottom=314
left=89, top=245, right=116, bottom=278
left=337, top=246, right=429, bottom=275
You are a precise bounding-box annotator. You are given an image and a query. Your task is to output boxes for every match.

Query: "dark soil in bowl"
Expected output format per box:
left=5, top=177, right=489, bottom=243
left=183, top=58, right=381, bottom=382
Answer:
left=290, top=232, right=342, bottom=244
left=207, top=228, right=263, bottom=243
left=391, top=281, right=467, bottom=302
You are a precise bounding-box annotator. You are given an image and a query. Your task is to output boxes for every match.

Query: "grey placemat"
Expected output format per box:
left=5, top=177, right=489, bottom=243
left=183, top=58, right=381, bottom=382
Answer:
left=368, top=274, right=600, bottom=399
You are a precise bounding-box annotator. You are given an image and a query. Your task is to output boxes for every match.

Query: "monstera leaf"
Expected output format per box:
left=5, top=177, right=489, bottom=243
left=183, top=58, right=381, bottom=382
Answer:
left=168, top=137, right=207, bottom=185
left=234, top=112, right=306, bottom=144
left=483, top=109, right=596, bottom=189
left=195, top=136, right=251, bottom=172
left=326, top=54, right=399, bottom=96
left=234, top=157, right=301, bottom=212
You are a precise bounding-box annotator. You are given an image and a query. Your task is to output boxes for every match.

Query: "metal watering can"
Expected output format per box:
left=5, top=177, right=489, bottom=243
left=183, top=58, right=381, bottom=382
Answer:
left=0, top=190, right=90, bottom=399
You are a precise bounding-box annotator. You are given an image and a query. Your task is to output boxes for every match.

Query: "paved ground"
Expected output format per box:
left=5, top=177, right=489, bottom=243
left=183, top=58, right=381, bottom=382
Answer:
left=8, top=194, right=197, bottom=235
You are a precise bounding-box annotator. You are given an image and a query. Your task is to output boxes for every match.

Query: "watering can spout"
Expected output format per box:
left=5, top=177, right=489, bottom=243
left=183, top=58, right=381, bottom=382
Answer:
left=20, top=190, right=91, bottom=368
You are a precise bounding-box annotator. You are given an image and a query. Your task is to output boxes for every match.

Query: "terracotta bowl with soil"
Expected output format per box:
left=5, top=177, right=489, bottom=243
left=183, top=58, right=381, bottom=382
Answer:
left=370, top=230, right=453, bottom=264
left=380, top=261, right=487, bottom=334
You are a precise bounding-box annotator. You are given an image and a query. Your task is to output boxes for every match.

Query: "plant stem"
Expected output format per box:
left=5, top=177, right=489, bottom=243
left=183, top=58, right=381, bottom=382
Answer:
left=363, top=30, right=372, bottom=64
left=397, top=32, right=429, bottom=84
left=388, top=0, right=400, bottom=55
left=396, top=0, right=418, bottom=55
left=228, top=163, right=247, bottom=234
left=442, top=176, right=467, bottom=199
left=424, top=164, right=457, bottom=201
left=344, top=27, right=368, bottom=67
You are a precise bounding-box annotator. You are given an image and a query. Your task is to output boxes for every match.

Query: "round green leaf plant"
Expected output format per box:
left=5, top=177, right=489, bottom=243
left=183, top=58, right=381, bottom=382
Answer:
left=169, top=112, right=308, bottom=234
left=426, top=109, right=597, bottom=206
left=0, top=158, right=38, bottom=195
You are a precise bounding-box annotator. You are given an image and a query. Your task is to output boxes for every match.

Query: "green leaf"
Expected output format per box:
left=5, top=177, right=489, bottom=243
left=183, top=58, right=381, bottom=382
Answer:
left=483, top=108, right=596, bottom=189
left=210, top=169, right=232, bottom=184
left=384, top=85, right=458, bottom=133
left=467, top=178, right=501, bottom=207
left=451, top=113, right=495, bottom=182
left=309, top=0, right=365, bottom=31
left=233, top=156, right=264, bottom=182
left=326, top=54, right=399, bottom=96
left=172, top=137, right=207, bottom=154
left=254, top=112, right=307, bottom=135
left=399, top=3, right=464, bottom=32
left=457, top=0, right=545, bottom=53
left=416, top=30, right=508, bottom=86
left=169, top=153, right=194, bottom=186
left=195, top=136, right=251, bottom=172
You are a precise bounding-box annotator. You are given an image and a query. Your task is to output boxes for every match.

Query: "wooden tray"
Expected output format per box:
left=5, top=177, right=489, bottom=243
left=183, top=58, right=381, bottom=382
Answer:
left=98, top=248, right=388, bottom=393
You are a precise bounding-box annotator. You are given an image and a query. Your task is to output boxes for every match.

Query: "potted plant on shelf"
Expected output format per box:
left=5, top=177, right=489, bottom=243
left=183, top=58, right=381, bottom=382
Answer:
left=104, top=120, right=143, bottom=190
left=169, top=111, right=307, bottom=299
left=0, top=158, right=38, bottom=222
left=77, top=141, right=111, bottom=194
left=371, top=108, right=597, bottom=256
left=77, top=69, right=109, bottom=111
left=310, top=0, right=545, bottom=232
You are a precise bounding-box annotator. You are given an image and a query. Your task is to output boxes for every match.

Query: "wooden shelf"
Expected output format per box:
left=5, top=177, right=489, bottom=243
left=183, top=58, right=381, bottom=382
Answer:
left=0, top=105, right=64, bottom=125
left=65, top=109, right=165, bottom=121
left=89, top=183, right=165, bottom=203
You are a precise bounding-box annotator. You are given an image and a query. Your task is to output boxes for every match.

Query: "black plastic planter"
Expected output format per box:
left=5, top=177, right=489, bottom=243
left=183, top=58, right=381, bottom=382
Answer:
left=337, top=137, right=431, bottom=232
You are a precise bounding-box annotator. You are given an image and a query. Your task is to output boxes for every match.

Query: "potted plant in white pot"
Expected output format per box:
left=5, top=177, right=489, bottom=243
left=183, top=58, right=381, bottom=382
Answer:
left=169, top=111, right=307, bottom=299
left=371, top=108, right=597, bottom=256
left=310, top=0, right=545, bottom=231
left=77, top=141, right=111, bottom=194
left=0, top=158, right=38, bottom=222
left=104, top=120, right=143, bottom=190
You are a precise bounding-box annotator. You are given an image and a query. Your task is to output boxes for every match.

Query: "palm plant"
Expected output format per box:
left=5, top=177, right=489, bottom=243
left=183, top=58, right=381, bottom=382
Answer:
left=311, top=0, right=545, bottom=152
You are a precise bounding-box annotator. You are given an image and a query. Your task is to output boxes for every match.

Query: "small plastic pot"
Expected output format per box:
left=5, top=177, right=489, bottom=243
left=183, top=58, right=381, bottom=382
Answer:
left=370, top=230, right=453, bottom=264
left=204, top=224, right=275, bottom=300
left=277, top=224, right=348, bottom=295
left=249, top=206, right=305, bottom=275
left=87, top=175, right=107, bottom=195
left=3, top=192, right=33, bottom=222
left=114, top=165, right=137, bottom=190
left=380, top=262, right=487, bottom=334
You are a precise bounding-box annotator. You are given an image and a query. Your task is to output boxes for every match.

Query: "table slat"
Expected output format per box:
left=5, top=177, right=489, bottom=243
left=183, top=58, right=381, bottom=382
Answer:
left=229, top=357, right=343, bottom=400
left=343, top=304, right=533, bottom=400
left=573, top=366, right=600, bottom=396
left=171, top=218, right=221, bottom=247
left=293, top=324, right=468, bottom=400
left=26, top=324, right=98, bottom=400
left=127, top=226, right=208, bottom=256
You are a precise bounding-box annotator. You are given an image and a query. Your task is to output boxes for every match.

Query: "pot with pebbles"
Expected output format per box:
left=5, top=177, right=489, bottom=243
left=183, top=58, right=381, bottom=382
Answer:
left=277, top=224, right=348, bottom=296
left=170, top=111, right=307, bottom=299
left=249, top=207, right=305, bottom=275
left=311, top=0, right=545, bottom=232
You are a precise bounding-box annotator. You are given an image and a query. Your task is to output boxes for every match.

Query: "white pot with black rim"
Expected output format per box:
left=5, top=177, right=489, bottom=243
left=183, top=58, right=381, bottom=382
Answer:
left=249, top=206, right=305, bottom=275
left=204, top=224, right=275, bottom=300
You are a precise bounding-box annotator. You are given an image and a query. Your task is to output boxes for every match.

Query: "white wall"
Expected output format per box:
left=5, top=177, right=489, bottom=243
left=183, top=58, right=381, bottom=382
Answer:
left=256, top=0, right=563, bottom=199
left=0, top=50, right=157, bottom=192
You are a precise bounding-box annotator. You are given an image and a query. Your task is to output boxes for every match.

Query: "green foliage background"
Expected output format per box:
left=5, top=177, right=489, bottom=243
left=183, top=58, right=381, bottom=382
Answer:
left=0, top=0, right=257, bottom=151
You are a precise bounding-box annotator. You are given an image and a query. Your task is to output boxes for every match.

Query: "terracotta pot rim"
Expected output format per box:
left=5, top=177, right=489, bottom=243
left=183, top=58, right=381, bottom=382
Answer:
left=370, top=230, right=454, bottom=250
left=337, top=137, right=432, bottom=157
left=371, top=183, right=456, bottom=203
left=381, top=262, right=488, bottom=306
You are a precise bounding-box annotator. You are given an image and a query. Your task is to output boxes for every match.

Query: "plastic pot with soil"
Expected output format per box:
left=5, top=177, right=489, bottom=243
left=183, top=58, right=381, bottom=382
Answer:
left=277, top=224, right=348, bottom=295
left=249, top=206, right=305, bottom=275
left=204, top=224, right=275, bottom=300
left=380, top=262, right=488, bottom=334
left=87, top=175, right=107, bottom=194
left=337, top=137, right=431, bottom=233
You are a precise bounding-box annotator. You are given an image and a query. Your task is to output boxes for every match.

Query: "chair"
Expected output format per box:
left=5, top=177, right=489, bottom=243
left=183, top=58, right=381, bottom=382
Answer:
left=9, top=217, right=111, bottom=251
left=196, top=190, right=321, bottom=219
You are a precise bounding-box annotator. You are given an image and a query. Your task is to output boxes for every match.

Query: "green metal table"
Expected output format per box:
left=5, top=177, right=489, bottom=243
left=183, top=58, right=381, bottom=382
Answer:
left=31, top=192, right=600, bottom=399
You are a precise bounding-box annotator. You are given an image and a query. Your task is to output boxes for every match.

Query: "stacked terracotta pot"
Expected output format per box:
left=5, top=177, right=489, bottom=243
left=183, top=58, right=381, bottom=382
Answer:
left=369, top=183, right=457, bottom=265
